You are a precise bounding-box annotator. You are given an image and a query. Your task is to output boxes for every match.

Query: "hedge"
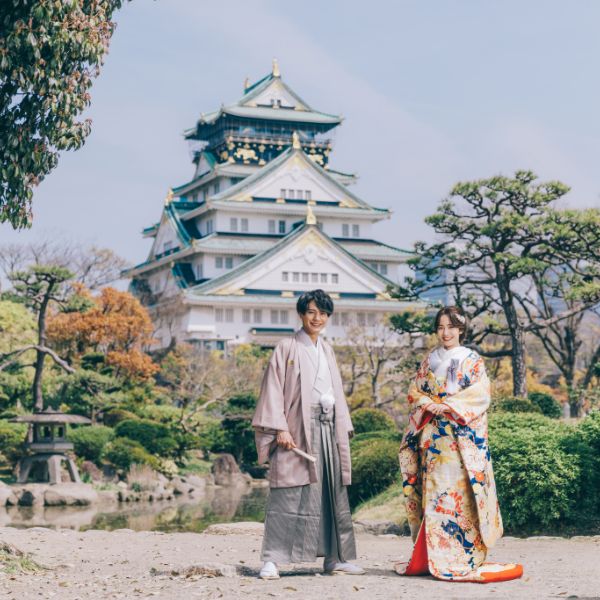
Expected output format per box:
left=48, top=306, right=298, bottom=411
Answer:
left=70, top=425, right=114, bottom=463
left=351, top=408, right=396, bottom=435
left=103, top=437, right=160, bottom=471
left=114, top=419, right=178, bottom=457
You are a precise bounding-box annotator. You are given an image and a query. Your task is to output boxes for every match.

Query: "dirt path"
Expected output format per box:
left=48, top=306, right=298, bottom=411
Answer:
left=0, top=524, right=598, bottom=599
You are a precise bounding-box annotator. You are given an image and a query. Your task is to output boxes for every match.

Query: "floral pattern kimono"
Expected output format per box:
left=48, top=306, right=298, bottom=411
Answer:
left=396, top=348, right=523, bottom=583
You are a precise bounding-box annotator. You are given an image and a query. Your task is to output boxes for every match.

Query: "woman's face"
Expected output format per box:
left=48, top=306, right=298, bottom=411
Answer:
left=299, top=301, right=329, bottom=337
left=437, top=314, right=461, bottom=350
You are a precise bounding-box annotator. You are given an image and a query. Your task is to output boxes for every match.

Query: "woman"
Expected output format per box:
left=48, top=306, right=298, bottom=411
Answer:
left=252, top=289, right=363, bottom=580
left=395, top=306, right=523, bottom=583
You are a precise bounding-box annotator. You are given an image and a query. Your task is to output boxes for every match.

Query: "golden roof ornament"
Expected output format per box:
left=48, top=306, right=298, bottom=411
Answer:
left=292, top=131, right=301, bottom=150
left=243, top=77, right=250, bottom=91
left=272, top=58, right=280, bottom=78
left=164, top=189, right=174, bottom=206
left=306, top=203, right=317, bottom=225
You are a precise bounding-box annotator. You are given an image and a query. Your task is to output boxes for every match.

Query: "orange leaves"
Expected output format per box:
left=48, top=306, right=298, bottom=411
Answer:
left=47, top=286, right=156, bottom=380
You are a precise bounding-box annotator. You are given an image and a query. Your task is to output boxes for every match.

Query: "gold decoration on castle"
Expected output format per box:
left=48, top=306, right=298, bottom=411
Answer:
left=272, top=58, right=280, bottom=77
left=292, top=131, right=301, bottom=150
left=306, top=204, right=317, bottom=225
left=164, top=189, right=174, bottom=206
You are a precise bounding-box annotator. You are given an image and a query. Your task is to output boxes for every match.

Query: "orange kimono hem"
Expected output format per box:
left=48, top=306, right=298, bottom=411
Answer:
left=394, top=519, right=524, bottom=584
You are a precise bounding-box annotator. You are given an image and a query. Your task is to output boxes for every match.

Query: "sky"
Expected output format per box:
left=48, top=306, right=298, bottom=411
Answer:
left=2, top=0, right=600, bottom=276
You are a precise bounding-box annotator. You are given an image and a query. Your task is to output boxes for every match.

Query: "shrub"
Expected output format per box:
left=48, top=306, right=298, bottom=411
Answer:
left=351, top=430, right=402, bottom=446
left=114, top=419, right=177, bottom=457
left=349, top=437, right=399, bottom=508
left=489, top=412, right=579, bottom=531
left=351, top=408, right=396, bottom=435
left=126, top=464, right=159, bottom=491
left=491, top=396, right=542, bottom=414
left=0, top=421, right=26, bottom=465
left=103, top=408, right=140, bottom=427
left=103, top=438, right=159, bottom=471
left=70, top=425, right=114, bottom=463
left=528, top=392, right=562, bottom=419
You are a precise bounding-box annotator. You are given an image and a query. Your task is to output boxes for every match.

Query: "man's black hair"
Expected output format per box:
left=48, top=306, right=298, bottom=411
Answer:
left=296, top=289, right=334, bottom=316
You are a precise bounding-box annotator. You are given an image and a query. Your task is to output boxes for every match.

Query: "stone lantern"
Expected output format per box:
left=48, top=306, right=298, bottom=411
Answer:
left=11, top=409, right=91, bottom=484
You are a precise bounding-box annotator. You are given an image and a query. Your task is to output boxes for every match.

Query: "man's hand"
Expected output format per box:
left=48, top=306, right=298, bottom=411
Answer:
left=276, top=431, right=297, bottom=450
left=425, top=402, right=450, bottom=416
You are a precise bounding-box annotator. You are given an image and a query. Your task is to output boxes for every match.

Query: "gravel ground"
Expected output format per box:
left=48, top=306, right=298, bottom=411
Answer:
left=0, top=524, right=598, bottom=600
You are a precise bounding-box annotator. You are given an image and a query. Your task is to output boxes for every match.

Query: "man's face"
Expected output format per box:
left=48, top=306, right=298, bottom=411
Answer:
left=299, top=300, right=329, bottom=336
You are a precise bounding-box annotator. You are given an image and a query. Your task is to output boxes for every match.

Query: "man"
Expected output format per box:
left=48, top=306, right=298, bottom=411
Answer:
left=252, top=289, right=364, bottom=579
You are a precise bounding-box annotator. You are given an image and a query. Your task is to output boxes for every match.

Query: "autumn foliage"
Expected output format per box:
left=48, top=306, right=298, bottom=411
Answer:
left=47, top=287, right=157, bottom=380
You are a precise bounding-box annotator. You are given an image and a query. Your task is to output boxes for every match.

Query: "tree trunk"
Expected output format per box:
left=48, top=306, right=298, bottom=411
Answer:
left=496, top=268, right=527, bottom=397
left=32, top=283, right=53, bottom=412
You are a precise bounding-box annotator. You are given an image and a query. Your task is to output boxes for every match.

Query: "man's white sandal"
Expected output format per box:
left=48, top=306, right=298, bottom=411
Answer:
left=323, top=560, right=365, bottom=575
left=259, top=561, right=280, bottom=580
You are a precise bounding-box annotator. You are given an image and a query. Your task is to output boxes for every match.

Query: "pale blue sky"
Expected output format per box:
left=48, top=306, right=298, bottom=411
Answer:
left=2, top=1, right=599, bottom=272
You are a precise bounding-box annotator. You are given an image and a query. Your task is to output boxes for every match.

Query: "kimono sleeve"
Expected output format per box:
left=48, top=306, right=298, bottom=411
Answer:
left=443, top=353, right=491, bottom=425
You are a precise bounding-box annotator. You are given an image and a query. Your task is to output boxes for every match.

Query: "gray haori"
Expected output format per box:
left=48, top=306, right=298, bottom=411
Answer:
left=261, top=405, right=356, bottom=564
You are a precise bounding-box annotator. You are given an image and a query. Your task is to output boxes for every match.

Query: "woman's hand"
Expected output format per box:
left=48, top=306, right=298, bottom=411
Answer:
left=425, top=402, right=450, bottom=416
left=276, top=431, right=297, bottom=450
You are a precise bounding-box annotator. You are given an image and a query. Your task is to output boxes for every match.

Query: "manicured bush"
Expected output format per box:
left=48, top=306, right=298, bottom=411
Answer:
left=103, top=437, right=159, bottom=471
left=351, top=430, right=402, bottom=445
left=103, top=408, right=140, bottom=427
left=0, top=421, right=26, bottom=465
left=351, top=408, right=396, bottom=435
left=491, top=396, right=542, bottom=414
left=70, top=425, right=114, bottom=463
left=349, top=437, right=399, bottom=508
left=489, top=412, right=579, bottom=531
left=114, top=419, right=177, bottom=457
left=528, top=391, right=562, bottom=419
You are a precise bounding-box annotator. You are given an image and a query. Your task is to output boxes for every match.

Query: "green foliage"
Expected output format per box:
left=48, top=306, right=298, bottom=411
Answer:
left=49, top=370, right=118, bottom=418
left=349, top=436, right=399, bottom=508
left=69, top=425, right=113, bottom=463
left=102, top=408, right=139, bottom=427
left=0, top=0, right=127, bottom=228
left=103, top=437, right=159, bottom=472
left=351, top=430, right=402, bottom=445
left=491, top=396, right=542, bottom=414
left=351, top=408, right=396, bottom=435
left=0, top=300, right=36, bottom=354
left=489, top=412, right=579, bottom=530
left=528, top=391, right=562, bottom=419
left=199, top=394, right=258, bottom=467
left=0, top=371, right=32, bottom=411
left=0, top=421, right=26, bottom=465
left=114, top=419, right=177, bottom=457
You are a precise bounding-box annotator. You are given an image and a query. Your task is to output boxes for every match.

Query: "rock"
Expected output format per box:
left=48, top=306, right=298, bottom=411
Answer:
left=80, top=461, right=103, bottom=482
left=44, top=483, right=98, bottom=506
left=151, top=562, right=238, bottom=578
left=352, top=520, right=408, bottom=536
left=185, top=475, right=207, bottom=490
left=17, top=486, right=44, bottom=507
left=0, top=484, right=17, bottom=507
left=116, top=481, right=128, bottom=490
left=211, top=454, right=251, bottom=487
left=169, top=476, right=192, bottom=496
left=204, top=521, right=264, bottom=536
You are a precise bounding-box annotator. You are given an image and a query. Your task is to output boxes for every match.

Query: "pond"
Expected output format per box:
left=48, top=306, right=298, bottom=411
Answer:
left=0, top=484, right=268, bottom=533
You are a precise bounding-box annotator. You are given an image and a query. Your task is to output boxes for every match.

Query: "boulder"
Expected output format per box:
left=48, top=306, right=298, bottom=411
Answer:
left=352, top=519, right=408, bottom=536
left=151, top=562, right=237, bottom=578
left=0, top=482, right=17, bottom=506
left=204, top=521, right=264, bottom=536
left=17, top=486, right=45, bottom=507
left=44, top=483, right=98, bottom=506
left=211, top=454, right=251, bottom=487
left=80, top=461, right=103, bottom=482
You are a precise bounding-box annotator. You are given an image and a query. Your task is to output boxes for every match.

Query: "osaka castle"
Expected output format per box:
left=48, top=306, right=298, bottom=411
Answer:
left=125, top=60, right=414, bottom=349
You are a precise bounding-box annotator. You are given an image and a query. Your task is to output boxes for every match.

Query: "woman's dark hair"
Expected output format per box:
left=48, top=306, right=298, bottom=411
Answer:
left=296, top=289, right=334, bottom=316
left=434, top=305, right=468, bottom=342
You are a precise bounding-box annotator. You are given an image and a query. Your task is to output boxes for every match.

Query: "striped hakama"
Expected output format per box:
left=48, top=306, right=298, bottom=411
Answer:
left=261, top=405, right=356, bottom=564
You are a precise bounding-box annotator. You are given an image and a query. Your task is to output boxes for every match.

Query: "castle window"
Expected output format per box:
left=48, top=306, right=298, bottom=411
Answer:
left=268, top=220, right=276, bottom=233
left=278, top=220, right=286, bottom=234
left=225, top=257, right=233, bottom=269
left=293, top=272, right=300, bottom=283
left=241, top=218, right=249, bottom=232
left=352, top=224, right=360, bottom=237
left=280, top=311, right=289, bottom=324
left=341, top=312, right=350, bottom=326
left=195, top=263, right=203, bottom=280
left=215, top=308, right=223, bottom=322
left=296, top=190, right=304, bottom=200
left=206, top=219, right=213, bottom=234
left=253, top=309, right=262, bottom=323
left=213, top=182, right=220, bottom=194
left=332, top=313, right=340, bottom=326
left=380, top=263, right=388, bottom=275
left=242, top=309, right=251, bottom=323
left=271, top=310, right=279, bottom=324
left=311, top=273, right=318, bottom=283
left=215, top=257, right=223, bottom=269
left=367, top=313, right=376, bottom=326
left=225, top=308, right=234, bottom=322
left=280, top=188, right=286, bottom=199
left=342, top=224, right=349, bottom=237
left=302, top=273, right=309, bottom=283
left=332, top=274, right=339, bottom=284
left=282, top=272, right=289, bottom=282
left=230, top=217, right=238, bottom=232
left=320, top=273, right=327, bottom=283
left=305, top=190, right=312, bottom=201
left=287, top=189, right=295, bottom=199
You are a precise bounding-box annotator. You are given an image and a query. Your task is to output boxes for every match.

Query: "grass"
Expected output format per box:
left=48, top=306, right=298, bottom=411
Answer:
left=0, top=543, right=45, bottom=575
left=352, top=481, right=408, bottom=525
left=178, top=455, right=212, bottom=477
